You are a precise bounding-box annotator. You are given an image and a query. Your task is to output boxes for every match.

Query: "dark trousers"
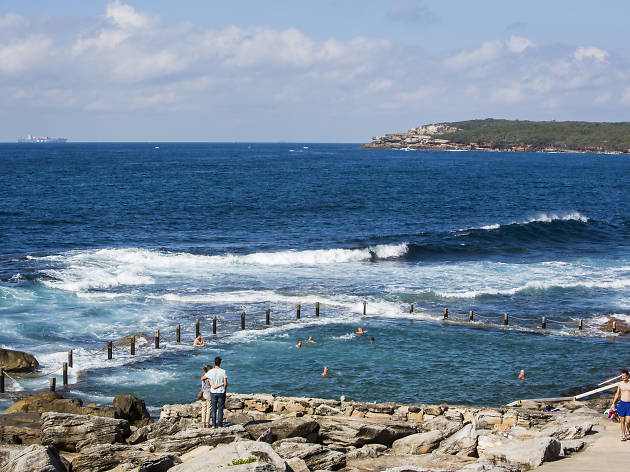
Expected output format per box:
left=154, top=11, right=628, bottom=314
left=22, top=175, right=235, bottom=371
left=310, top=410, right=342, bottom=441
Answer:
left=211, top=392, right=226, bottom=427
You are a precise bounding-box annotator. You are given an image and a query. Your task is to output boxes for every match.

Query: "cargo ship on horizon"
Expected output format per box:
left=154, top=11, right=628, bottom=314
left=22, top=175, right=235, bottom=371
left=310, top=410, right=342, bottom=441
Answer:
left=18, top=134, right=68, bottom=143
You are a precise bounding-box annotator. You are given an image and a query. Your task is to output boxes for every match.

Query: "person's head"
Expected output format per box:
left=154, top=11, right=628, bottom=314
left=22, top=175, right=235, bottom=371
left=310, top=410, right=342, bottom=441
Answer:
left=214, top=356, right=222, bottom=367
left=203, top=364, right=212, bottom=372
left=370, top=336, right=375, bottom=343
left=308, top=336, right=313, bottom=340
left=297, top=340, right=302, bottom=346
left=622, top=369, right=629, bottom=380
left=322, top=366, right=329, bottom=376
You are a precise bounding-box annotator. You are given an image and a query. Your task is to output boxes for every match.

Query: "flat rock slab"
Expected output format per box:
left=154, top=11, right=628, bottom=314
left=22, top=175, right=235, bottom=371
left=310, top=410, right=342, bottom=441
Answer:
left=478, top=434, right=561, bottom=468
left=40, top=412, right=130, bottom=452
left=0, top=412, right=41, bottom=445
left=244, top=417, right=319, bottom=442
left=316, top=416, right=417, bottom=447
left=169, top=440, right=288, bottom=472
left=272, top=440, right=346, bottom=470
left=70, top=443, right=180, bottom=472
left=0, top=444, right=67, bottom=472
left=391, top=430, right=444, bottom=455
left=147, top=425, right=250, bottom=454
left=347, top=452, right=476, bottom=472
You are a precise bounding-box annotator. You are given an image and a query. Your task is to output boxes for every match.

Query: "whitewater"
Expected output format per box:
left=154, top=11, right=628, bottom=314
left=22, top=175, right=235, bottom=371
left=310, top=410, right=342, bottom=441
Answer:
left=1, top=143, right=629, bottom=409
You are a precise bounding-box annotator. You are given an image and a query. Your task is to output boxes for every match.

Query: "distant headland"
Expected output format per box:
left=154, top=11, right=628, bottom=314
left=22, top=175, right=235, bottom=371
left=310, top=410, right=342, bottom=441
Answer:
left=361, top=119, right=630, bottom=154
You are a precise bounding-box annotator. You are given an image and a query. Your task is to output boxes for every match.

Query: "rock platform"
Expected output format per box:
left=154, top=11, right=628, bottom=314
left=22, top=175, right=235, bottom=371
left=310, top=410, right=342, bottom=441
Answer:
left=0, top=392, right=611, bottom=471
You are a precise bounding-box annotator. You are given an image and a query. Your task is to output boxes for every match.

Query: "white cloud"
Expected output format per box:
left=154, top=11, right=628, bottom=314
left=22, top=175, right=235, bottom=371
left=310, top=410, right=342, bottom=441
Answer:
left=506, top=35, right=534, bottom=53
left=1, top=2, right=630, bottom=140
left=0, top=36, right=53, bottom=74
left=444, top=40, right=503, bottom=69
left=574, top=46, right=608, bottom=62
left=106, top=0, right=152, bottom=30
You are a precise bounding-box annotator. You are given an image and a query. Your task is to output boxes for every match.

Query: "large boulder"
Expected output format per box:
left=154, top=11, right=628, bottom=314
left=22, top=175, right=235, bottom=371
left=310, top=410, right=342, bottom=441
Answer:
left=316, top=416, right=416, bottom=447
left=70, top=444, right=181, bottom=472
left=272, top=440, right=346, bottom=470
left=0, top=349, right=39, bottom=372
left=146, top=425, right=250, bottom=454
left=244, top=417, right=319, bottom=442
left=0, top=412, right=41, bottom=445
left=113, top=394, right=153, bottom=427
left=390, top=430, right=444, bottom=455
left=0, top=444, right=67, bottom=472
left=169, top=440, right=289, bottom=472
left=40, top=412, right=131, bottom=452
left=4, top=392, right=115, bottom=418
left=477, top=434, right=561, bottom=468
left=127, top=418, right=181, bottom=444
left=539, top=417, right=596, bottom=440
left=435, top=422, right=478, bottom=457
left=418, top=415, right=463, bottom=437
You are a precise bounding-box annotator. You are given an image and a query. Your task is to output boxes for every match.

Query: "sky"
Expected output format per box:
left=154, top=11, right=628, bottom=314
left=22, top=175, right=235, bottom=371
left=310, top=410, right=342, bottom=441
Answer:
left=0, top=0, right=629, bottom=142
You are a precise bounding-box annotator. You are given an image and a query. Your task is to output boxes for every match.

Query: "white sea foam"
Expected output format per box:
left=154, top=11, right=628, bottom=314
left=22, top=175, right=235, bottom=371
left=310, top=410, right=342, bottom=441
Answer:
left=461, top=211, right=590, bottom=233
left=32, top=244, right=409, bottom=292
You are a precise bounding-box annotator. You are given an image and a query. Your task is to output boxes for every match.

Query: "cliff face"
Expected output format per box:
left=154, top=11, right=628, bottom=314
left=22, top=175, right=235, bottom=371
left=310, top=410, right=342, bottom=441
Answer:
left=362, top=119, right=630, bottom=154
left=362, top=124, right=460, bottom=151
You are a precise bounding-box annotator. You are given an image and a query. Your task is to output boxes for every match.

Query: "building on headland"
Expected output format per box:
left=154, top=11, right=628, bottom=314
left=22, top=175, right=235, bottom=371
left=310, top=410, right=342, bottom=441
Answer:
left=18, top=134, right=68, bottom=143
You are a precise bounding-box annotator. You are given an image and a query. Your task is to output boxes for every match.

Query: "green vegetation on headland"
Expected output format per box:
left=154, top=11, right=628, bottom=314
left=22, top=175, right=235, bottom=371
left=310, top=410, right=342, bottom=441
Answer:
left=361, top=119, right=630, bottom=154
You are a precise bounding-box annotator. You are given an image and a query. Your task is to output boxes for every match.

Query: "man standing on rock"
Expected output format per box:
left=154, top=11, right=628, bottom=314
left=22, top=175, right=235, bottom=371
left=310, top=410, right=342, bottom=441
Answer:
left=611, top=369, right=630, bottom=440
left=202, top=356, right=228, bottom=428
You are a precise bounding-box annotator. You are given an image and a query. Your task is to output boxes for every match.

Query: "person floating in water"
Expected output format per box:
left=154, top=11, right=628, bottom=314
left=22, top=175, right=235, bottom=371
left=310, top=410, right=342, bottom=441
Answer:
left=296, top=340, right=303, bottom=348
left=307, top=336, right=316, bottom=343
left=370, top=336, right=375, bottom=344
left=322, top=366, right=329, bottom=376
left=356, top=327, right=365, bottom=334
left=518, top=369, right=525, bottom=380
left=193, top=334, right=205, bottom=346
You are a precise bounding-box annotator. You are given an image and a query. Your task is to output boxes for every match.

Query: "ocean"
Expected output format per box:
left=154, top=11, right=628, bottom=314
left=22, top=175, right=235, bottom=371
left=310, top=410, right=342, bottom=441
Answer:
left=1, top=143, right=629, bottom=413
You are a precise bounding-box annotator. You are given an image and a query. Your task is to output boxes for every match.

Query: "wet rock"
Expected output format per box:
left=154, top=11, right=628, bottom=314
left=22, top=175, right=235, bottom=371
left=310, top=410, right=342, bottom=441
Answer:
left=0, top=349, right=39, bottom=372
left=113, top=394, right=153, bottom=427
left=40, top=412, right=131, bottom=452
left=113, top=334, right=151, bottom=348
left=0, top=412, right=41, bottom=445
left=390, top=430, right=444, bottom=455
left=70, top=444, right=180, bottom=472
left=4, top=392, right=115, bottom=418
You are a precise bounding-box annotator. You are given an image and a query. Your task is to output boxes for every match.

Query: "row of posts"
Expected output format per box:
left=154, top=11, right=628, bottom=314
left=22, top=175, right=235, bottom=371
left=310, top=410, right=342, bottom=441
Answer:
left=0, top=302, right=596, bottom=394
left=435, top=307, right=586, bottom=331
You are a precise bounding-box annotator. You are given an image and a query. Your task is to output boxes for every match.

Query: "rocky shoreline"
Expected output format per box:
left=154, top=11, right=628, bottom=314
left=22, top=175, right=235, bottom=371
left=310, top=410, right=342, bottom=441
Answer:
left=361, top=123, right=627, bottom=154
left=0, top=390, right=609, bottom=472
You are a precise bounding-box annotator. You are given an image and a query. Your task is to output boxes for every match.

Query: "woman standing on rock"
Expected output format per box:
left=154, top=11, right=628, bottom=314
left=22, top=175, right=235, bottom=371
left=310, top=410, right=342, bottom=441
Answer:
left=200, top=365, right=213, bottom=428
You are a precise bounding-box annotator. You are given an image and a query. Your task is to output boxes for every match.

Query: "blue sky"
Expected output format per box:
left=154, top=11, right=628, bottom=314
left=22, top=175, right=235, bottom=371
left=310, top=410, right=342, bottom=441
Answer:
left=1, top=0, right=629, bottom=141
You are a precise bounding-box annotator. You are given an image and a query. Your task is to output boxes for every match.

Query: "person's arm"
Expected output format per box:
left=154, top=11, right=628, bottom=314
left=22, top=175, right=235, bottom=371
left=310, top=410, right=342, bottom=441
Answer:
left=223, top=376, right=228, bottom=389
left=612, top=384, right=621, bottom=407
